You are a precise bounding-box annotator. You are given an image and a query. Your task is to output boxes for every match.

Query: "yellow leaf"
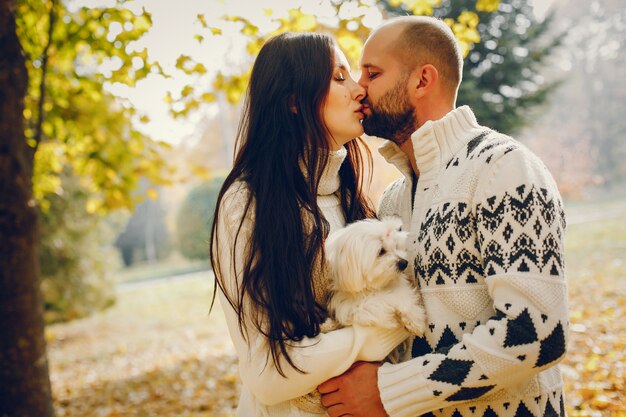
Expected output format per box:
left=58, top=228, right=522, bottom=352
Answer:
left=146, top=187, right=158, bottom=200
left=86, top=198, right=100, bottom=214
left=242, top=24, right=259, bottom=36
left=210, top=27, right=222, bottom=35
left=192, top=63, right=207, bottom=75
left=197, top=14, right=207, bottom=28
left=175, top=55, right=191, bottom=70
left=246, top=38, right=264, bottom=56
left=406, top=0, right=441, bottom=16
left=585, top=356, right=599, bottom=372
left=476, top=0, right=501, bottom=13
left=337, top=31, right=363, bottom=67
left=213, top=73, right=225, bottom=90
left=133, top=11, right=152, bottom=33
left=105, top=168, right=118, bottom=181
left=226, top=85, right=242, bottom=104
left=294, top=14, right=316, bottom=32
left=190, top=164, right=210, bottom=179
left=201, top=92, right=216, bottom=102
left=458, top=11, right=479, bottom=28
left=181, top=85, right=193, bottom=98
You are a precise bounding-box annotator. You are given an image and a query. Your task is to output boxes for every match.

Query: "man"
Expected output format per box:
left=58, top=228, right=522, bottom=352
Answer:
left=318, top=16, right=569, bottom=417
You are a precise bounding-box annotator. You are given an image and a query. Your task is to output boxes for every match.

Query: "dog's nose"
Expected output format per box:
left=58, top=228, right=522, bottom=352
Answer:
left=396, top=259, right=408, bottom=271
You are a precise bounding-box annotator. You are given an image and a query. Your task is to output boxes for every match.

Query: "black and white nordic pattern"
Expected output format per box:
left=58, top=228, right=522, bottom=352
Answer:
left=415, top=184, right=565, bottom=287
left=379, top=124, right=568, bottom=417
left=408, top=175, right=567, bottom=412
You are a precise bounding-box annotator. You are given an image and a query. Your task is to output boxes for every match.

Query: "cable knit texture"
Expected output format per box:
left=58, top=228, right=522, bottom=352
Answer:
left=214, top=147, right=408, bottom=417
left=376, top=106, right=569, bottom=417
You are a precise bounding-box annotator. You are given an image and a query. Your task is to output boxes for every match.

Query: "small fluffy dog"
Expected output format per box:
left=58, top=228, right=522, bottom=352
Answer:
left=325, top=217, right=426, bottom=337
left=292, top=217, right=425, bottom=414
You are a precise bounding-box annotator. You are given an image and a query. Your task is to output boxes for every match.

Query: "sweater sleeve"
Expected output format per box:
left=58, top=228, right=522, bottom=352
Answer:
left=377, top=147, right=569, bottom=417
left=377, top=177, right=407, bottom=220
left=214, top=182, right=408, bottom=406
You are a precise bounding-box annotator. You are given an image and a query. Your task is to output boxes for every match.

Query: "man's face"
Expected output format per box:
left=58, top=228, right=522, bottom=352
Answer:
left=358, top=31, right=418, bottom=145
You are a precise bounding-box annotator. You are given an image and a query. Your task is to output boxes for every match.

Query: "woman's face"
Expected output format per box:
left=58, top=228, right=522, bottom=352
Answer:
left=322, top=47, right=366, bottom=151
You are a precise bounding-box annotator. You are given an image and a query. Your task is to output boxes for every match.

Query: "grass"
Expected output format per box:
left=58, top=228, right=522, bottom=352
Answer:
left=565, top=203, right=626, bottom=284
left=114, top=256, right=211, bottom=284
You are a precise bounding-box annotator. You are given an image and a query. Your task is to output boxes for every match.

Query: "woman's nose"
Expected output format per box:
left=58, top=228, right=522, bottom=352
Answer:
left=352, top=82, right=366, bottom=102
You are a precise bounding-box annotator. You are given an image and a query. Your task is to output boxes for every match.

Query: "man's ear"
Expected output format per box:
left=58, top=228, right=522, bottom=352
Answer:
left=409, top=64, right=439, bottom=100
left=289, top=95, right=298, bottom=114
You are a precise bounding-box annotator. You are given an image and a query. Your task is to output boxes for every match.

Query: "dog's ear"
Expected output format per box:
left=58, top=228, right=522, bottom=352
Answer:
left=326, top=229, right=366, bottom=294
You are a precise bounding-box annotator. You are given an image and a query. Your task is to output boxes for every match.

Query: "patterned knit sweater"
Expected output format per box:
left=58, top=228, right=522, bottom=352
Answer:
left=376, top=106, right=569, bottom=417
left=214, top=148, right=408, bottom=417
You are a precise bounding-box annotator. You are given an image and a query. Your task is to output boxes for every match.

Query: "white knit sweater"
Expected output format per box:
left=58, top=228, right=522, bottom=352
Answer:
left=376, top=106, right=569, bottom=417
left=214, top=148, right=408, bottom=417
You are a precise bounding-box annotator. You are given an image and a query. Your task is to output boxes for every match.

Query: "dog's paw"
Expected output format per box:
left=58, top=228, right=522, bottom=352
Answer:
left=404, top=319, right=425, bottom=336
left=400, top=310, right=426, bottom=336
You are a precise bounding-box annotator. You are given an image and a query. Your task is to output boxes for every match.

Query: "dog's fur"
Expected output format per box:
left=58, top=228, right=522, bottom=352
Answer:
left=291, top=217, right=425, bottom=414
left=325, top=217, right=426, bottom=339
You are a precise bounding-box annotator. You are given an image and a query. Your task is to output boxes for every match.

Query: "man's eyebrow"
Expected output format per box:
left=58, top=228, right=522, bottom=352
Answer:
left=362, top=63, right=380, bottom=69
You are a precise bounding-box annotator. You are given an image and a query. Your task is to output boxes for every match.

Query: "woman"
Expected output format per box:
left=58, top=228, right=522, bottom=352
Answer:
left=210, top=32, right=408, bottom=417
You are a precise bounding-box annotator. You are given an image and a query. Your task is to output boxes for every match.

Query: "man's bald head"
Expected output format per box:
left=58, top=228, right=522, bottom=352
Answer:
left=369, top=16, right=463, bottom=94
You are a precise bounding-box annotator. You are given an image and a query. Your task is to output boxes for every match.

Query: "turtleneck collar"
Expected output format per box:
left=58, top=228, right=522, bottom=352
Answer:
left=378, top=106, right=485, bottom=185
left=318, top=147, right=347, bottom=196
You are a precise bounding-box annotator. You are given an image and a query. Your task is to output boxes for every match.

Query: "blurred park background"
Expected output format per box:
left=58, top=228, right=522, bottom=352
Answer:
left=1, top=0, right=625, bottom=416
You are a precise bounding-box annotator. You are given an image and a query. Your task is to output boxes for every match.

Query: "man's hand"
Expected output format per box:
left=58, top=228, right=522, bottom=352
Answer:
left=318, top=361, right=388, bottom=417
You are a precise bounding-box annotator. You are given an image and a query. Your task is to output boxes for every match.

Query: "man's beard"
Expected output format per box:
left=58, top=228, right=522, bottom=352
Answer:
left=362, top=77, right=417, bottom=146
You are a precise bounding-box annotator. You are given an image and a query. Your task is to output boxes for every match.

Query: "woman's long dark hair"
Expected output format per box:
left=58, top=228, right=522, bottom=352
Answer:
left=210, top=32, right=375, bottom=376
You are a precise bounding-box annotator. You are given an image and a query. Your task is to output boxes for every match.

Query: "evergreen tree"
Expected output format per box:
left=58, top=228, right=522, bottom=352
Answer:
left=384, top=0, right=561, bottom=134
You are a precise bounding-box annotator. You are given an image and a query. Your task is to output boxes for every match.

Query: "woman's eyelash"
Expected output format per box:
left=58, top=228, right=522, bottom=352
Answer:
left=335, top=73, right=345, bottom=81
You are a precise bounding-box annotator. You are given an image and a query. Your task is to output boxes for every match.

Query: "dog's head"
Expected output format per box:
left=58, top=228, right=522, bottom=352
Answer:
left=325, top=217, right=410, bottom=294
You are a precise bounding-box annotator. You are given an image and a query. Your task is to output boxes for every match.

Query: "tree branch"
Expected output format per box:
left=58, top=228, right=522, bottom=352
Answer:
left=32, top=0, right=57, bottom=155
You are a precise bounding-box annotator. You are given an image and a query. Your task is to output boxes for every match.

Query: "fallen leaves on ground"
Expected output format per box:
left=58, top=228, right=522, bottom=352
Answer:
left=49, top=274, right=241, bottom=417
left=560, top=271, right=626, bottom=416
left=48, top=243, right=626, bottom=416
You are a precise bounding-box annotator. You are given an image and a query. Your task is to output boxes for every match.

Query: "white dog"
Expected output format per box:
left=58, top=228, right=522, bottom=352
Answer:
left=292, top=217, right=425, bottom=414
left=324, top=217, right=426, bottom=337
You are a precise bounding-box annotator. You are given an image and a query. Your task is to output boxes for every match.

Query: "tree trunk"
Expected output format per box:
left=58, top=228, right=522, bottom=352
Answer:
left=0, top=1, right=55, bottom=416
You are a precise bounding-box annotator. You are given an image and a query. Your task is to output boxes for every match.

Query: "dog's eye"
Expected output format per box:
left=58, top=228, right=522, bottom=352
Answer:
left=378, top=248, right=386, bottom=257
